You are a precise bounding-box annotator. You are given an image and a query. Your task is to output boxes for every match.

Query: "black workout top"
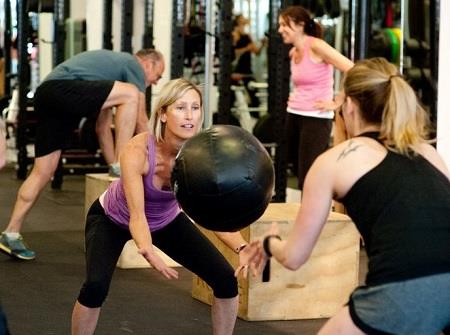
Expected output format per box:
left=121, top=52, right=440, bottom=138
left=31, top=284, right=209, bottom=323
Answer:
left=233, top=34, right=252, bottom=74
left=341, top=132, right=450, bottom=286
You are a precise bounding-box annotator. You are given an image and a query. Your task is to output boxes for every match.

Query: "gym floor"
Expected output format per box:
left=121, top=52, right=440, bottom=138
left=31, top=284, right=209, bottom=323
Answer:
left=0, top=165, right=368, bottom=335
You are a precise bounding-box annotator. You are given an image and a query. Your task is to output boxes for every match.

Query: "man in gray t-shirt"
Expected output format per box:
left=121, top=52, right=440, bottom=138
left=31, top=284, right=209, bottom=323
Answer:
left=0, top=49, right=165, bottom=261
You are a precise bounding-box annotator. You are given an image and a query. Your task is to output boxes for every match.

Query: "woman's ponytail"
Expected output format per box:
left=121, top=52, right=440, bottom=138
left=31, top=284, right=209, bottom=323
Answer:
left=304, top=19, right=323, bottom=38
left=381, top=75, right=430, bottom=155
left=344, top=58, right=431, bottom=155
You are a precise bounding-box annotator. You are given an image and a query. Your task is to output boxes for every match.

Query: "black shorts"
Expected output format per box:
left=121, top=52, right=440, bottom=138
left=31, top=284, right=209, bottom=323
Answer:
left=34, top=79, right=114, bottom=157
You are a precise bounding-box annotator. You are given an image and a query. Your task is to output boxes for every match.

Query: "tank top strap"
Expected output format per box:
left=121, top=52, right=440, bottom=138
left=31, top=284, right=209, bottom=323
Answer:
left=357, top=131, right=383, bottom=144
left=147, top=134, right=156, bottom=177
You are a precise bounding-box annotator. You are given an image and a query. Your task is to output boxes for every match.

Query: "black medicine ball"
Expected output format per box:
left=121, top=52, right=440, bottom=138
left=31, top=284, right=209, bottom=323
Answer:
left=171, top=125, right=274, bottom=232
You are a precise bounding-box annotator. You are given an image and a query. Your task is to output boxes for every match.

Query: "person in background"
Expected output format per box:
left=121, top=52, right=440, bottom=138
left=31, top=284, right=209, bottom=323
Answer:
left=278, top=5, right=353, bottom=191
left=0, top=48, right=165, bottom=260
left=71, top=78, right=256, bottom=335
left=232, top=14, right=267, bottom=108
left=246, top=58, right=450, bottom=334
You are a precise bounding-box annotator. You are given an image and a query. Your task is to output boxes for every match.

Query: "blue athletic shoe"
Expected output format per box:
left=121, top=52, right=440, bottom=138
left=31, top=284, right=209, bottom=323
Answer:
left=0, top=233, right=36, bottom=260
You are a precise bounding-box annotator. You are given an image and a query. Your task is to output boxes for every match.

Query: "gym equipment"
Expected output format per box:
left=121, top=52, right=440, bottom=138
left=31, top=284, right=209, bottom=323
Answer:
left=192, top=203, right=360, bottom=320
left=368, top=28, right=402, bottom=64
left=267, top=1, right=291, bottom=202
left=65, top=18, right=86, bottom=59
left=385, top=28, right=400, bottom=64
left=171, top=0, right=185, bottom=78
left=253, top=113, right=275, bottom=144
left=216, top=0, right=234, bottom=126
left=171, top=125, right=274, bottom=232
left=307, top=0, right=341, bottom=18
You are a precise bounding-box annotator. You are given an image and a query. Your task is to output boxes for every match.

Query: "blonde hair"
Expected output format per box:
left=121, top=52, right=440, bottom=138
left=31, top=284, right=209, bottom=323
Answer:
left=343, top=57, right=431, bottom=155
left=149, top=78, right=203, bottom=142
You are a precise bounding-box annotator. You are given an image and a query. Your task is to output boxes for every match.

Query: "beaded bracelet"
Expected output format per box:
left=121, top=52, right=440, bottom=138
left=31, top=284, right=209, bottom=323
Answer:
left=236, top=243, right=247, bottom=254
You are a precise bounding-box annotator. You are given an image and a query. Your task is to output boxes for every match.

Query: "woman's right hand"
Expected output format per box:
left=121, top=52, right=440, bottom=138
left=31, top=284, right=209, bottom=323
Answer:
left=138, top=247, right=179, bottom=279
left=234, top=241, right=266, bottom=279
left=313, top=99, right=339, bottom=111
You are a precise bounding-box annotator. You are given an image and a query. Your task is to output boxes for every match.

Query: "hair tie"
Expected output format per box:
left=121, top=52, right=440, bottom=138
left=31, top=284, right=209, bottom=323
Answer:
left=388, top=74, right=402, bottom=82
left=307, top=19, right=315, bottom=30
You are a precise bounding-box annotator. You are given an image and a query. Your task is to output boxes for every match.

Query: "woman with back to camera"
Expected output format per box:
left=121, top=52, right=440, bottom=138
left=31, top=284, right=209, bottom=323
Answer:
left=278, top=5, right=354, bottom=190
left=71, top=78, right=255, bottom=335
left=244, top=57, right=450, bottom=334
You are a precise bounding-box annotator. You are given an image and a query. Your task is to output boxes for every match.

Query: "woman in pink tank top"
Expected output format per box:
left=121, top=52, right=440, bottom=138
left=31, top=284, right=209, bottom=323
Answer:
left=278, top=5, right=353, bottom=191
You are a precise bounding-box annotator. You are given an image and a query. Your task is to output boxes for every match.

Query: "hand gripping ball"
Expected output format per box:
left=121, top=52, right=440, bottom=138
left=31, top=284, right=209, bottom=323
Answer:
left=171, top=125, right=274, bottom=232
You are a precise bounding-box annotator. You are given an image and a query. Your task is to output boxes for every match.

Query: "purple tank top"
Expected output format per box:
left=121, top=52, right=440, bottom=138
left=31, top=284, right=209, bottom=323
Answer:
left=103, top=135, right=181, bottom=231
left=288, top=36, right=333, bottom=111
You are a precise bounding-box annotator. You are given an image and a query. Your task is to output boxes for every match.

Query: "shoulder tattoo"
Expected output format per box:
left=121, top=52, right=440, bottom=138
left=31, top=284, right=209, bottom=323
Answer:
left=337, top=140, right=362, bottom=161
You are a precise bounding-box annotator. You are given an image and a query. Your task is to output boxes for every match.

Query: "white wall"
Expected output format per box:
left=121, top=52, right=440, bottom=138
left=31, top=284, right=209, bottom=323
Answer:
left=132, top=0, right=145, bottom=51
left=151, top=0, right=172, bottom=93
left=437, top=0, right=450, bottom=169
left=86, top=0, right=104, bottom=50
left=112, top=0, right=121, bottom=51
left=38, top=13, right=54, bottom=80
left=70, top=0, right=86, bottom=20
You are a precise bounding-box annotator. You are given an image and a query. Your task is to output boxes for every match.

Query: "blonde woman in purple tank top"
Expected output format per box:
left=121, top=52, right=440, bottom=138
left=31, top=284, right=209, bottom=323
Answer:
left=71, top=78, right=256, bottom=335
left=278, top=5, right=354, bottom=191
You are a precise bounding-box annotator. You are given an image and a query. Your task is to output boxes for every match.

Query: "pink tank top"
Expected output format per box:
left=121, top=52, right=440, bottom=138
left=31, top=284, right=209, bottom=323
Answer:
left=103, top=135, right=181, bottom=231
left=288, top=36, right=333, bottom=112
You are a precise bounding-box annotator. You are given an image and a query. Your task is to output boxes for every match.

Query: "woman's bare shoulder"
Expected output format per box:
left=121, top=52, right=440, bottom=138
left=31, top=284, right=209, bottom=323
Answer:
left=123, top=132, right=150, bottom=156
left=417, top=142, right=450, bottom=179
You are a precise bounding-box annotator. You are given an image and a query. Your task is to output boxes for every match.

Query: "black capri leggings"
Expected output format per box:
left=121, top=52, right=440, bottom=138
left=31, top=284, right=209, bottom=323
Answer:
left=77, top=199, right=238, bottom=308
left=285, top=112, right=332, bottom=190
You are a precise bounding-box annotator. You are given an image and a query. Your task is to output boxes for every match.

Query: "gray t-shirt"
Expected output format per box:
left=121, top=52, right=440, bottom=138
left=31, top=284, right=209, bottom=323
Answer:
left=44, top=50, right=146, bottom=92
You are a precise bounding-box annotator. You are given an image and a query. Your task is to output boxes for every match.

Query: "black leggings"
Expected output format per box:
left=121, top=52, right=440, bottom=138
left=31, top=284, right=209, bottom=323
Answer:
left=78, top=200, right=238, bottom=308
left=285, top=113, right=332, bottom=190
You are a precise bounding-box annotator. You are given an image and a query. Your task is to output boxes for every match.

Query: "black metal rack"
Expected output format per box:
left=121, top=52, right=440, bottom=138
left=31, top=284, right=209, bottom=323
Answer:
left=267, top=0, right=292, bottom=202
left=143, top=0, right=155, bottom=112
left=171, top=0, right=185, bottom=78
left=348, top=0, right=370, bottom=61
left=215, top=0, right=233, bottom=125
left=3, top=0, right=13, bottom=97
left=103, top=0, right=113, bottom=49
left=16, top=0, right=31, bottom=180
left=143, top=0, right=155, bottom=48
left=121, top=0, right=133, bottom=52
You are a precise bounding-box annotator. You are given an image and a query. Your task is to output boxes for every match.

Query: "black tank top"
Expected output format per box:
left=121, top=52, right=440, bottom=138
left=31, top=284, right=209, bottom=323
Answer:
left=234, top=34, right=252, bottom=74
left=342, top=132, right=450, bottom=285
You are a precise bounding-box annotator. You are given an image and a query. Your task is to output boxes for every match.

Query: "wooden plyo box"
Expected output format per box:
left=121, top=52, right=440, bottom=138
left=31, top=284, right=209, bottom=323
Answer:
left=192, top=203, right=360, bottom=321
left=85, top=173, right=180, bottom=269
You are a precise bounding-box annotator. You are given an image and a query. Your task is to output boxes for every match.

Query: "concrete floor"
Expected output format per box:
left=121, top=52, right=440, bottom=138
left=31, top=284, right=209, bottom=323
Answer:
left=0, top=164, right=367, bottom=334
